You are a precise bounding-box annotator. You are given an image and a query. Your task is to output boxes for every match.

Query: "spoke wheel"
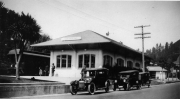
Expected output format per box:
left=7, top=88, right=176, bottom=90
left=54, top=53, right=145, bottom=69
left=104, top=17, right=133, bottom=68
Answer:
left=137, top=84, right=141, bottom=90
left=148, top=81, right=151, bottom=88
left=126, top=83, right=131, bottom=91
left=70, top=85, right=77, bottom=95
left=88, top=83, right=95, bottom=95
left=105, top=81, right=110, bottom=92
left=113, top=84, right=117, bottom=91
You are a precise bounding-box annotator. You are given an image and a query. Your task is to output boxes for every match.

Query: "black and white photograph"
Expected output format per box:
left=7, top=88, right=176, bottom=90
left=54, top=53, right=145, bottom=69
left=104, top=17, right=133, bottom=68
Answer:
left=0, top=0, right=180, bottom=99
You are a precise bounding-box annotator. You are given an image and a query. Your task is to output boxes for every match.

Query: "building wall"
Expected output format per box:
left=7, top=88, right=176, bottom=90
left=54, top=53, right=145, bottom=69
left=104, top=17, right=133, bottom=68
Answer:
left=155, top=71, right=167, bottom=79
left=49, top=49, right=103, bottom=78
left=103, top=51, right=142, bottom=68
left=49, top=49, right=142, bottom=78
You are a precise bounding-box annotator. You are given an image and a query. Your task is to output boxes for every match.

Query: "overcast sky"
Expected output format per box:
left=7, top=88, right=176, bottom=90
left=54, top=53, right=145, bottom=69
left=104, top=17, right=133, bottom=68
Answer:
left=1, top=0, right=180, bottom=51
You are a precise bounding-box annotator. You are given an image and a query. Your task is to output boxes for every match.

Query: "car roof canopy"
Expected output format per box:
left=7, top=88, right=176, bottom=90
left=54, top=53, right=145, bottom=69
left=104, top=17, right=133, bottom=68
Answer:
left=119, top=70, right=139, bottom=74
left=85, top=68, right=109, bottom=71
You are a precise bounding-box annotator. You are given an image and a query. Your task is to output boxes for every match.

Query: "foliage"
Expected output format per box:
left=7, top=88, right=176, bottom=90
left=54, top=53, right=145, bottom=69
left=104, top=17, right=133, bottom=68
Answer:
left=26, top=34, right=52, bottom=53
left=0, top=1, right=45, bottom=79
left=146, top=40, right=180, bottom=72
left=0, top=1, right=51, bottom=67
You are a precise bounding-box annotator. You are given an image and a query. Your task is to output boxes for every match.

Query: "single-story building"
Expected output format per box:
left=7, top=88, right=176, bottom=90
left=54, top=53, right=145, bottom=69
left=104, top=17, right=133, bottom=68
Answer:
left=147, top=66, right=167, bottom=79
left=31, top=30, right=151, bottom=78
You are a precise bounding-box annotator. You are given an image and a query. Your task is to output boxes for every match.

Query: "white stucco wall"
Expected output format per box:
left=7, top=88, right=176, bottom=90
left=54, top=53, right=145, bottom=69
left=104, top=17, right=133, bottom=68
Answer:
left=102, top=51, right=142, bottom=68
left=156, top=71, right=167, bottom=79
left=49, top=49, right=143, bottom=78
left=50, top=49, right=103, bottom=78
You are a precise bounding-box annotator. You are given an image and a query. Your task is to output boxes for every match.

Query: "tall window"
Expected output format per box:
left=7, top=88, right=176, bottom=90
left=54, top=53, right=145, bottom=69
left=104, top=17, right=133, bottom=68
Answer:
left=57, top=55, right=72, bottom=68
left=127, top=61, right=133, bottom=68
left=78, top=54, right=95, bottom=68
left=117, top=58, right=124, bottom=67
left=103, top=55, right=113, bottom=67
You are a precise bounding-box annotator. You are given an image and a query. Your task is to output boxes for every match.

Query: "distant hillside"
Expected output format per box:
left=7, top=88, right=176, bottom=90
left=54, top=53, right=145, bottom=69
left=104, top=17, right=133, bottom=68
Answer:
left=146, top=39, right=180, bottom=65
left=171, top=39, right=180, bottom=61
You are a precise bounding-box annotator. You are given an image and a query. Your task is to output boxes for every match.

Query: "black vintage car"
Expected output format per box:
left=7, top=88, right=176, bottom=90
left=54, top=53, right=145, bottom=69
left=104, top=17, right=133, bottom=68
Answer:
left=113, top=70, right=141, bottom=91
left=139, top=72, right=151, bottom=88
left=70, top=68, right=112, bottom=95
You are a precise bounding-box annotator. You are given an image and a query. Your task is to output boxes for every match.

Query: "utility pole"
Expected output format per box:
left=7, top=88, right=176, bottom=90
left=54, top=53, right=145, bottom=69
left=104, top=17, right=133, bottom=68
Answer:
left=134, top=25, right=151, bottom=72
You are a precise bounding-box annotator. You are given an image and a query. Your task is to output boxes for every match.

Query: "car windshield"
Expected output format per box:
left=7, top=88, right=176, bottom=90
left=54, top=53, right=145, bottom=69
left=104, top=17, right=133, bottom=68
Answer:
left=84, top=71, right=95, bottom=77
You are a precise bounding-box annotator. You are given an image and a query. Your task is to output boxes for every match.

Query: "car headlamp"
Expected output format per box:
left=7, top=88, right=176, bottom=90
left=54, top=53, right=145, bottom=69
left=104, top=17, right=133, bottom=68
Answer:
left=115, top=80, right=117, bottom=83
left=85, top=78, right=92, bottom=83
left=123, top=79, right=126, bottom=82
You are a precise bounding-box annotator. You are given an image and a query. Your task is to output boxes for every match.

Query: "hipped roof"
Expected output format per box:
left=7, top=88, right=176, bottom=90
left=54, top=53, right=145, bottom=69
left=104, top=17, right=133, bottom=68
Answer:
left=31, top=30, right=144, bottom=55
left=32, top=30, right=110, bottom=46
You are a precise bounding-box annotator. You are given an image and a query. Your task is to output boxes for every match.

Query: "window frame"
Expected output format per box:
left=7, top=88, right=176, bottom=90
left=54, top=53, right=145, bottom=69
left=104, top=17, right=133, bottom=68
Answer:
left=56, top=54, right=72, bottom=68
left=103, top=55, right=113, bottom=67
left=78, top=54, right=96, bottom=68
left=117, top=58, right=124, bottom=67
left=127, top=61, right=133, bottom=68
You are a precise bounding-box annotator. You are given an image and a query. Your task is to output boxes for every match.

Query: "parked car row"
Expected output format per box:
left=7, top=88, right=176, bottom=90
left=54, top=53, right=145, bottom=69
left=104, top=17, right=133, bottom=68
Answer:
left=69, top=68, right=151, bottom=95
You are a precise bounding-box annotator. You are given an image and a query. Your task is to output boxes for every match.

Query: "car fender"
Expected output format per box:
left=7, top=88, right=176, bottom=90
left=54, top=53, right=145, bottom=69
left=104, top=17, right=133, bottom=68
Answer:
left=105, top=79, right=111, bottom=85
left=70, top=80, right=79, bottom=85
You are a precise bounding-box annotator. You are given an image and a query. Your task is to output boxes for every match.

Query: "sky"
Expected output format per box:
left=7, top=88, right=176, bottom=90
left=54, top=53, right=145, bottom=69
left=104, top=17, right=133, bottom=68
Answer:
left=1, top=0, right=180, bottom=51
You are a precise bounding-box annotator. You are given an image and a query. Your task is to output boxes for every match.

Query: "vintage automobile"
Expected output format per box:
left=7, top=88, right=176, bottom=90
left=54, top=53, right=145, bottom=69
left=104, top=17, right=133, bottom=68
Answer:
left=139, top=72, right=151, bottom=88
left=113, top=70, right=141, bottom=91
left=70, top=68, right=112, bottom=95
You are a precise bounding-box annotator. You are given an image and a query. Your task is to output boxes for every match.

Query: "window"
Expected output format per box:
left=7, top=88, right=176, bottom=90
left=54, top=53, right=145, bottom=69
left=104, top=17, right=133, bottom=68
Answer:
left=57, top=55, right=72, bottom=68
left=117, top=58, right=124, bottom=67
left=127, top=61, right=133, bottom=68
left=57, top=56, right=61, bottom=68
left=103, top=55, right=113, bottom=67
left=78, top=54, right=96, bottom=68
left=135, top=63, right=140, bottom=67
left=84, top=54, right=90, bottom=68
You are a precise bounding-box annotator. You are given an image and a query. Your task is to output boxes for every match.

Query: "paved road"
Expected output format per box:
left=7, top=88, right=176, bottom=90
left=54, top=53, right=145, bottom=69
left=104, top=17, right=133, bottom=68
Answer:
left=13, top=82, right=180, bottom=99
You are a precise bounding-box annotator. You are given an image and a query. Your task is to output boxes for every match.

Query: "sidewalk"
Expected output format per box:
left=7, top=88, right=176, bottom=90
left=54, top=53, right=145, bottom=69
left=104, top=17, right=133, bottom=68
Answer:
left=1, top=75, right=179, bottom=85
left=1, top=75, right=81, bottom=85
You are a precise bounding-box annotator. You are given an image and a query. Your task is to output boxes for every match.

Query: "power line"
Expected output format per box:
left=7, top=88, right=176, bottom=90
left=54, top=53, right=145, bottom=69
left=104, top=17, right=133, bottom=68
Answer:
left=56, top=0, right=136, bottom=33
left=134, top=25, right=151, bottom=72
left=38, top=0, right=136, bottom=34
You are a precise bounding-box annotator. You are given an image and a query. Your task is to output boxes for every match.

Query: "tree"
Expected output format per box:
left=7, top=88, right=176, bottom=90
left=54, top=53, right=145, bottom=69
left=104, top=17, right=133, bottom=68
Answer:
left=0, top=2, right=20, bottom=66
left=26, top=34, right=51, bottom=53
left=0, top=2, right=41, bottom=79
left=11, top=13, right=41, bottom=80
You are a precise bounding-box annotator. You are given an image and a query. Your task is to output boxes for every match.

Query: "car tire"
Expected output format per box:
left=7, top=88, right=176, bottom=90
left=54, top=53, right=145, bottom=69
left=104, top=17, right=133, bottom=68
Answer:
left=70, top=85, right=77, bottom=95
left=123, top=85, right=127, bottom=91
left=148, top=81, right=151, bottom=88
left=88, top=83, right=95, bottom=95
left=105, top=81, right=110, bottom=92
left=126, top=83, right=131, bottom=91
left=113, top=84, right=117, bottom=91
left=137, top=84, right=141, bottom=90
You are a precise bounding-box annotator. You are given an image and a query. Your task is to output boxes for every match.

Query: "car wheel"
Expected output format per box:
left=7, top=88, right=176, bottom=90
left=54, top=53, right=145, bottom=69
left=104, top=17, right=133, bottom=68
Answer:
left=123, top=85, right=127, bottom=91
left=70, top=85, right=77, bottom=95
left=113, top=84, right=117, bottom=91
left=88, top=83, right=95, bottom=95
left=148, top=81, right=151, bottom=88
left=105, top=81, right=110, bottom=92
left=137, top=84, right=141, bottom=90
left=126, top=83, right=131, bottom=91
